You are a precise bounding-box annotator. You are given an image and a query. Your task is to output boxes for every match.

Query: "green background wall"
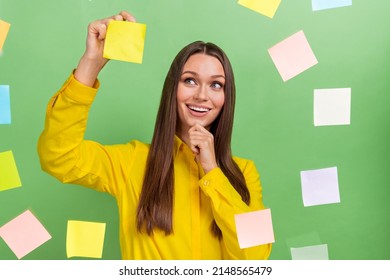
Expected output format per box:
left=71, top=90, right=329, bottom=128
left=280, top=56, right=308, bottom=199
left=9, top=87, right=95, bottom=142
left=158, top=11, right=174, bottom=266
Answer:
left=1, top=0, right=389, bottom=260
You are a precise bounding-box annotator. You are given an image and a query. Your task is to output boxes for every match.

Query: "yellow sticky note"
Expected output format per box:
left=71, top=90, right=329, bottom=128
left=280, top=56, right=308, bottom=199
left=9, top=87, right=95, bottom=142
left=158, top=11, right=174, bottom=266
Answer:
left=66, top=220, right=106, bottom=259
left=0, top=19, right=11, bottom=50
left=103, top=21, right=146, bottom=64
left=238, top=0, right=282, bottom=19
left=0, top=151, right=22, bottom=192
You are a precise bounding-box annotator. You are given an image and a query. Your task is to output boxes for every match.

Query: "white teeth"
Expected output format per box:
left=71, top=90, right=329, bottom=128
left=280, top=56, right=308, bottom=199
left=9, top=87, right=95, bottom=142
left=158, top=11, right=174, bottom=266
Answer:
left=188, top=105, right=210, bottom=112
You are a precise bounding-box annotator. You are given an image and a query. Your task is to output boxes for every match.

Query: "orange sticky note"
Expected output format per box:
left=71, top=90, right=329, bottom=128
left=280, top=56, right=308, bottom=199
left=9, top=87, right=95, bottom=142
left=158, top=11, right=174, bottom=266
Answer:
left=268, top=30, right=318, bottom=81
left=103, top=21, right=146, bottom=64
left=66, top=220, right=106, bottom=258
left=0, top=19, right=11, bottom=50
left=0, top=150, right=22, bottom=192
left=238, top=0, right=282, bottom=19
left=234, top=209, right=275, bottom=249
left=0, top=210, right=52, bottom=259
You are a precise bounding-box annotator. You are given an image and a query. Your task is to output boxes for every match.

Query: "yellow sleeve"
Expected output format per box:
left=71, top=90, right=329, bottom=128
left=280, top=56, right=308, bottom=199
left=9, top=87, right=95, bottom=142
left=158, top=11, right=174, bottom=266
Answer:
left=37, top=73, right=134, bottom=197
left=199, top=160, right=272, bottom=260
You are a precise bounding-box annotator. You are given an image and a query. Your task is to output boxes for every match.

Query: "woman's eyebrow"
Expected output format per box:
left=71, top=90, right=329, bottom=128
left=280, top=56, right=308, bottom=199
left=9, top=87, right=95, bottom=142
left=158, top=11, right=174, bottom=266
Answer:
left=211, top=74, right=225, bottom=80
left=181, top=70, right=198, bottom=76
left=181, top=71, right=225, bottom=79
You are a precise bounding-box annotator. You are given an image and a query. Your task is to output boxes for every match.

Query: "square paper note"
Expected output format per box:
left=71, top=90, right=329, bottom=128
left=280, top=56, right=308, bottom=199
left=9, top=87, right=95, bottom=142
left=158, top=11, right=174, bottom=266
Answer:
left=312, top=0, right=352, bottom=11
left=300, top=167, right=340, bottom=207
left=234, top=208, right=275, bottom=249
left=291, top=244, right=329, bottom=260
left=0, top=19, right=11, bottom=49
left=314, top=88, right=351, bottom=126
left=103, top=21, right=147, bottom=64
left=238, top=0, right=282, bottom=19
left=66, top=220, right=106, bottom=258
left=0, top=150, right=21, bottom=191
left=268, top=30, right=318, bottom=81
left=0, top=210, right=52, bottom=259
left=0, top=85, right=11, bottom=124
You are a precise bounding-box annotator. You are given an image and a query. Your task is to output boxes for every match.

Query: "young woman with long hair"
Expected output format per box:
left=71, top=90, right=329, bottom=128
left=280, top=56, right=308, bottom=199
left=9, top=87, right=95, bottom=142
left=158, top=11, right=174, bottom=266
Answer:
left=38, top=11, right=271, bottom=260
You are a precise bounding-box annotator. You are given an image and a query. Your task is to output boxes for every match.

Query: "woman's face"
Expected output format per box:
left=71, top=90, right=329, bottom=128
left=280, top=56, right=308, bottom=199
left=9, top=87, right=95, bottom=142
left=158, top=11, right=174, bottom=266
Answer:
left=176, top=53, right=225, bottom=134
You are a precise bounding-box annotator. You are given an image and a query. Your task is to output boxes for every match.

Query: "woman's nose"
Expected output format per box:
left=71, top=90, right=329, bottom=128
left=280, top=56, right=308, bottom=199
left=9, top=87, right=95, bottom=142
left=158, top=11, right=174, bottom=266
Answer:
left=194, top=85, right=209, bottom=100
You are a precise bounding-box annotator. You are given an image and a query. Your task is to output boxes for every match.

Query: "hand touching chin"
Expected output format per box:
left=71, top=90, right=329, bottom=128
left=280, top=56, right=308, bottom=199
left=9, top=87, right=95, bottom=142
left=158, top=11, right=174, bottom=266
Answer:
left=188, top=124, right=218, bottom=174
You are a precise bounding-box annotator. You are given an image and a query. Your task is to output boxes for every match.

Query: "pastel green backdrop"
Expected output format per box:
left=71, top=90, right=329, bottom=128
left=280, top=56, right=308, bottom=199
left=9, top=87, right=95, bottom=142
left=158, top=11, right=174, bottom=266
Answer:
left=0, top=0, right=389, bottom=260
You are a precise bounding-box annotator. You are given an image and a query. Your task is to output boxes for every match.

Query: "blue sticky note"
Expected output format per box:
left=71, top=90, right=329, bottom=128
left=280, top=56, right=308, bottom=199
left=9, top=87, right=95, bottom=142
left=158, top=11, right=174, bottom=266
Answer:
left=312, top=0, right=352, bottom=11
left=0, top=85, right=11, bottom=124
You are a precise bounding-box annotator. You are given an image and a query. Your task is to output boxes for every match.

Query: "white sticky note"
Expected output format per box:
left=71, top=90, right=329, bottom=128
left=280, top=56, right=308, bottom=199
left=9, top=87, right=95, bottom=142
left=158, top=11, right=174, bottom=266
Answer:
left=234, top=208, right=275, bottom=249
left=291, top=244, right=329, bottom=260
left=314, top=88, right=351, bottom=126
left=300, top=167, right=340, bottom=207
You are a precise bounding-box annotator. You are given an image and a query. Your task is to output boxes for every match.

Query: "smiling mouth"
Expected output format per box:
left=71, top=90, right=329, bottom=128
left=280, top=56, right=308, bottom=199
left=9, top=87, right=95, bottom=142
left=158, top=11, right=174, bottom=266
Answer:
left=187, top=105, right=211, bottom=113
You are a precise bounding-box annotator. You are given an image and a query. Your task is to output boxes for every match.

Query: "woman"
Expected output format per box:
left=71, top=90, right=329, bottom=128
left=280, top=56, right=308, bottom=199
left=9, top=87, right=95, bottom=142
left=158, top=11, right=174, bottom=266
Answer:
left=37, top=11, right=272, bottom=259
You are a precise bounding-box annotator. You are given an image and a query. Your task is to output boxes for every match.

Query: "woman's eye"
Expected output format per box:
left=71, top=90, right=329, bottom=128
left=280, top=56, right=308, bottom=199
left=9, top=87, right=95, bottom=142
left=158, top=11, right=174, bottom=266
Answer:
left=184, top=78, right=196, bottom=85
left=211, top=82, right=223, bottom=89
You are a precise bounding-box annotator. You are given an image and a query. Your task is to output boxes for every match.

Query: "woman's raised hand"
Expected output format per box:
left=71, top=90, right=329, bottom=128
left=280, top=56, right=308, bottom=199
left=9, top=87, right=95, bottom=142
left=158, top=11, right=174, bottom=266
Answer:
left=75, top=11, right=136, bottom=87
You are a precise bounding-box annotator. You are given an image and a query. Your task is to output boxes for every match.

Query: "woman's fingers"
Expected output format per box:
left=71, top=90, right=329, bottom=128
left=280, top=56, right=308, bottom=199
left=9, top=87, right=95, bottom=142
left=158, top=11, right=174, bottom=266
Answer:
left=113, top=14, right=123, bottom=21
left=92, top=22, right=108, bottom=40
left=89, top=11, right=136, bottom=41
left=120, top=10, right=137, bottom=22
left=75, top=11, right=136, bottom=86
left=110, top=11, right=136, bottom=23
left=189, top=125, right=214, bottom=148
left=188, top=124, right=218, bottom=173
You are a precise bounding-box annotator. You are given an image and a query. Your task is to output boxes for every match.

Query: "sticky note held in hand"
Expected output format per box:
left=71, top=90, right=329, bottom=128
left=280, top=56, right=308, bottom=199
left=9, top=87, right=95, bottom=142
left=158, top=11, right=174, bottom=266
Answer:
left=103, top=21, right=147, bottom=64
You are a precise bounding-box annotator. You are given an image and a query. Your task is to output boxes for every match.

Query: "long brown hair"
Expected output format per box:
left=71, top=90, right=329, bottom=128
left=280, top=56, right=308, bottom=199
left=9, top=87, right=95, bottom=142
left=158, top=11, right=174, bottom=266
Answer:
left=136, top=41, right=250, bottom=238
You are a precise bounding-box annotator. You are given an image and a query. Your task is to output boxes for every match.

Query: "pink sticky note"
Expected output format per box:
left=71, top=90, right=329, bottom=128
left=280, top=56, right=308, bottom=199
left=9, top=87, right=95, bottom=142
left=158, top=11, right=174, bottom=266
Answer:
left=268, top=30, right=318, bottom=81
left=0, top=210, right=52, bottom=259
left=234, top=208, right=275, bottom=249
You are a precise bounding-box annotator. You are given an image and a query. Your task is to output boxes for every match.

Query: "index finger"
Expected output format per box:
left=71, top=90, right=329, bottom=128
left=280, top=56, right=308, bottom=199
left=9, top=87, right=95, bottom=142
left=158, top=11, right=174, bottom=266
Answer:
left=189, top=123, right=209, bottom=133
